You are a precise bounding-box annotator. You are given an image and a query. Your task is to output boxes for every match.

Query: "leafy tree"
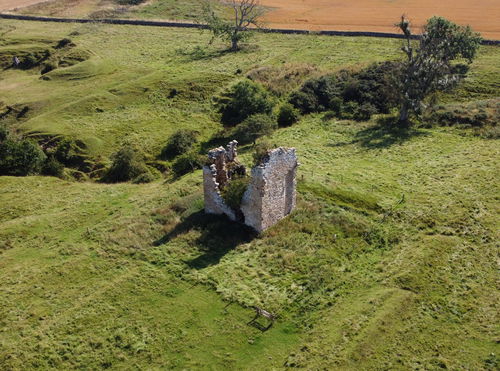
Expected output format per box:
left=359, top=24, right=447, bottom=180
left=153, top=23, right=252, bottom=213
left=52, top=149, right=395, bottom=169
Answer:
left=397, top=16, right=482, bottom=125
left=202, top=0, right=265, bottom=51
left=231, top=113, right=277, bottom=144
left=218, top=80, right=274, bottom=126
left=0, top=139, right=46, bottom=176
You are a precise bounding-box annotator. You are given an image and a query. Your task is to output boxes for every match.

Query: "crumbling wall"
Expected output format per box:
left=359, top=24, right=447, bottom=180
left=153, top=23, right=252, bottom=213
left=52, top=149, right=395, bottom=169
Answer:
left=240, top=147, right=298, bottom=232
left=203, top=141, right=298, bottom=233
left=203, top=140, right=240, bottom=221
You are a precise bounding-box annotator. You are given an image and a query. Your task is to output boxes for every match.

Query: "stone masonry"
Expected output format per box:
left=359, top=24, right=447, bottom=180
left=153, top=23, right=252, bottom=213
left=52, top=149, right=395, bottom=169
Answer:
left=203, top=140, right=298, bottom=233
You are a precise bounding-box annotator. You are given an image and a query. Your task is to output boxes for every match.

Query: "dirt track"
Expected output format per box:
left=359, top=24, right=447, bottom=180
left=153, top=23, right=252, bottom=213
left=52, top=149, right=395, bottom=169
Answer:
left=261, top=0, right=500, bottom=39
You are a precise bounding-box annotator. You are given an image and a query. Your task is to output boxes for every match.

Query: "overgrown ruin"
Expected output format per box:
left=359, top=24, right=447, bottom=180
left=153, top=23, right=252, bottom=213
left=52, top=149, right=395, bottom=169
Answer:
left=203, top=140, right=298, bottom=233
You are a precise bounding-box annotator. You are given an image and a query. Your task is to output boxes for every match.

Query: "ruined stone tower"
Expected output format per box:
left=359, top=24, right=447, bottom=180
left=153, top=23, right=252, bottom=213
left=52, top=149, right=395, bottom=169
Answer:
left=203, top=141, right=298, bottom=233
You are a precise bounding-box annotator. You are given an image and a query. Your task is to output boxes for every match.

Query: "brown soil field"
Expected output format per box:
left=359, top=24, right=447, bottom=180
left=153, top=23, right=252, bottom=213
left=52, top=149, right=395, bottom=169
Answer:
left=261, top=0, right=500, bottom=39
left=0, top=0, right=47, bottom=11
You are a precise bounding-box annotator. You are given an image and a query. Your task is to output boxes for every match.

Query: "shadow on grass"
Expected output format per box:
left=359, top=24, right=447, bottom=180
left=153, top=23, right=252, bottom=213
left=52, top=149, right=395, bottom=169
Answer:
left=154, top=211, right=257, bottom=269
left=330, top=117, right=428, bottom=149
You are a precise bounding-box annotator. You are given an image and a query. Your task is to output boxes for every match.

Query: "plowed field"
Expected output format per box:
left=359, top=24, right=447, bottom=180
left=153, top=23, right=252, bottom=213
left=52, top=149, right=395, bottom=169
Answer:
left=261, top=0, right=500, bottom=39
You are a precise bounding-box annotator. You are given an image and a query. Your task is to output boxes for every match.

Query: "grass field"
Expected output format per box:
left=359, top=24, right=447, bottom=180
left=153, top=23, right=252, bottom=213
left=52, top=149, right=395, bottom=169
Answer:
left=1, top=19, right=499, bottom=369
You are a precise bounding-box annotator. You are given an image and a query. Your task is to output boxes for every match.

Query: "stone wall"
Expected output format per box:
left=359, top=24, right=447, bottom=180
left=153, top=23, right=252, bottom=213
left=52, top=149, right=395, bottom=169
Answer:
left=203, top=141, right=298, bottom=233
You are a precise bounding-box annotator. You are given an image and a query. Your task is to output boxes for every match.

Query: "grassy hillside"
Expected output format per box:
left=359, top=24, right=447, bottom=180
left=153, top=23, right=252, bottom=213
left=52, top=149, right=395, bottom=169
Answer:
left=14, top=0, right=223, bottom=21
left=1, top=19, right=499, bottom=369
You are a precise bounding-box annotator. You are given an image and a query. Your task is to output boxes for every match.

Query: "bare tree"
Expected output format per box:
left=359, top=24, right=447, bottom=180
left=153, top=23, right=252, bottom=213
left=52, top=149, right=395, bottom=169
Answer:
left=202, top=0, right=265, bottom=51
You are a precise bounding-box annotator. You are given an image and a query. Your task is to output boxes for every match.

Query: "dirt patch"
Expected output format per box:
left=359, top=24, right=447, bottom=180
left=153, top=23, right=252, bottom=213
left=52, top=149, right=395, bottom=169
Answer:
left=0, top=0, right=47, bottom=12
left=260, top=0, right=500, bottom=39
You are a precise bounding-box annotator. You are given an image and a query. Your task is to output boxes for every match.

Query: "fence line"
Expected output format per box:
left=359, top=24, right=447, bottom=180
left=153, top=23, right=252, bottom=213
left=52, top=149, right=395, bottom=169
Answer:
left=1, top=13, right=498, bottom=45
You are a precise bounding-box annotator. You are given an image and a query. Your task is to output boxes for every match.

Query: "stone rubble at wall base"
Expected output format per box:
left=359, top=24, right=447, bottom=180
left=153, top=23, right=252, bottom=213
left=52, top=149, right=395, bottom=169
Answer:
left=203, top=140, right=298, bottom=233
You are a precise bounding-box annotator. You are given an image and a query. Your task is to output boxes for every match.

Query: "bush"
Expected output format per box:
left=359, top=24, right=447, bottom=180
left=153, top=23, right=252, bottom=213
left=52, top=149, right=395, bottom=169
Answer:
left=0, top=126, right=8, bottom=142
left=252, top=140, right=272, bottom=165
left=424, top=100, right=499, bottom=128
left=42, top=156, right=64, bottom=178
left=338, top=101, right=360, bottom=120
left=342, top=62, right=400, bottom=114
left=41, top=60, right=58, bottom=75
left=277, top=103, right=300, bottom=127
left=231, top=114, right=277, bottom=144
left=289, top=75, right=339, bottom=113
left=116, top=0, right=145, bottom=4
left=353, top=103, right=378, bottom=121
left=55, top=38, right=73, bottom=49
left=217, top=80, right=274, bottom=126
left=54, top=139, right=86, bottom=167
left=290, top=62, right=400, bottom=115
left=172, top=151, right=204, bottom=177
left=329, top=97, right=343, bottom=114
left=0, top=139, right=46, bottom=176
left=132, top=171, right=156, bottom=184
left=160, top=129, right=197, bottom=159
left=221, top=176, right=250, bottom=210
left=102, top=146, right=149, bottom=183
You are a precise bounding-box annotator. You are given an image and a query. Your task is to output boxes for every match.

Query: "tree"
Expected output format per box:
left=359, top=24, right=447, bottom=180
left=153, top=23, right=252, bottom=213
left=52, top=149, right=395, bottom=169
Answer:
left=202, top=0, right=265, bottom=51
left=217, top=80, right=274, bottom=126
left=231, top=113, right=277, bottom=144
left=396, top=16, right=482, bottom=126
left=0, top=139, right=46, bottom=176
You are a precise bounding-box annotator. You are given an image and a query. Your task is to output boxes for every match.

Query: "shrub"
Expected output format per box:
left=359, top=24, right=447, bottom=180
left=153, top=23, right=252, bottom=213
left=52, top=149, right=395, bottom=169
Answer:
left=289, top=75, right=339, bottom=113
left=290, top=62, right=400, bottom=115
left=221, top=176, right=250, bottom=210
left=277, top=103, right=300, bottom=127
left=0, top=126, right=8, bottom=142
left=354, top=103, right=378, bottom=121
left=116, top=0, right=145, bottom=5
left=342, top=61, right=400, bottom=114
left=160, top=129, right=197, bottom=159
left=217, top=80, right=274, bottom=126
left=329, top=97, right=343, bottom=114
left=172, top=151, right=204, bottom=177
left=54, top=139, right=86, bottom=167
left=338, top=101, right=360, bottom=120
left=424, top=100, right=499, bottom=128
left=42, top=156, right=64, bottom=178
left=55, top=38, right=73, bottom=49
left=132, top=171, right=156, bottom=184
left=0, top=139, right=46, bottom=176
left=102, top=146, right=149, bottom=183
left=231, top=114, right=277, bottom=144
left=252, top=140, right=272, bottom=165
left=41, top=60, right=58, bottom=75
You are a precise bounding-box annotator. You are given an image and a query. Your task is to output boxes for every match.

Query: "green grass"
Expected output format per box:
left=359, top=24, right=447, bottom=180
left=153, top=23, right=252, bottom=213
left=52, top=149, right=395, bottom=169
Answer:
left=1, top=19, right=499, bottom=369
